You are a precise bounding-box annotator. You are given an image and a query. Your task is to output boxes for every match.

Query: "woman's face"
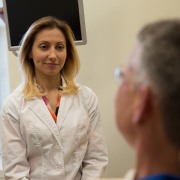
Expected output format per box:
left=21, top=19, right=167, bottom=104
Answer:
left=29, top=28, right=67, bottom=78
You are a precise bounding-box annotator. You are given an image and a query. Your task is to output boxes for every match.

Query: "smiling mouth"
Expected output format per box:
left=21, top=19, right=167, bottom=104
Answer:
left=46, top=63, right=59, bottom=68
left=48, top=63, right=58, bottom=65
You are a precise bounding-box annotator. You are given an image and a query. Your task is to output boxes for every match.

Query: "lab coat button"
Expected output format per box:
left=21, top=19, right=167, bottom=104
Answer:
left=56, top=166, right=61, bottom=171
left=55, top=143, right=59, bottom=149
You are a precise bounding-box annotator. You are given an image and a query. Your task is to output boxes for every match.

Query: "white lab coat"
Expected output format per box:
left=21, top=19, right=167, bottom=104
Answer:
left=0, top=83, right=108, bottom=180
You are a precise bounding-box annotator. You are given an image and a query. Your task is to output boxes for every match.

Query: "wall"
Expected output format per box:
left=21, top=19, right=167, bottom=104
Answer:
left=7, top=0, right=180, bottom=178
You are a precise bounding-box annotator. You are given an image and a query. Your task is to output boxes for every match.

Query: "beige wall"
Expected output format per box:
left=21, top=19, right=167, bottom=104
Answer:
left=7, top=0, right=180, bottom=178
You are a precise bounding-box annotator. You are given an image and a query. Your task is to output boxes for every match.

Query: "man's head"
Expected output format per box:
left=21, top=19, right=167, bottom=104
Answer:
left=115, top=19, right=180, bottom=148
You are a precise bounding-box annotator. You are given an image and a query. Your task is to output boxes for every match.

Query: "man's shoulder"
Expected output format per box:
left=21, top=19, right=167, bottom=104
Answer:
left=139, top=174, right=180, bottom=180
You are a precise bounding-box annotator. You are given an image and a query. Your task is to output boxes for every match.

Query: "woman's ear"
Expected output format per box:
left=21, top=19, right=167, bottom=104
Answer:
left=132, top=84, right=150, bottom=124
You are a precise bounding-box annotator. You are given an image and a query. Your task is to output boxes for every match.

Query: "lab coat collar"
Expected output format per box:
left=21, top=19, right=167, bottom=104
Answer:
left=28, top=93, right=73, bottom=147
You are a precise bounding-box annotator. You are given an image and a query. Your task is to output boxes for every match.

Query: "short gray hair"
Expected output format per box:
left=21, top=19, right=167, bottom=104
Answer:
left=138, top=19, right=180, bottom=147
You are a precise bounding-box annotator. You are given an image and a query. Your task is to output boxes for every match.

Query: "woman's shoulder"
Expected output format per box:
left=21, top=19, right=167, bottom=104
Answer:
left=2, top=84, right=24, bottom=110
left=6, top=83, right=24, bottom=99
left=76, top=83, right=99, bottom=110
left=77, top=83, right=97, bottom=99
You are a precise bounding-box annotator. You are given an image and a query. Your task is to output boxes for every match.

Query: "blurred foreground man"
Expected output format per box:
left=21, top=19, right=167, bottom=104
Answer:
left=115, top=19, right=180, bottom=180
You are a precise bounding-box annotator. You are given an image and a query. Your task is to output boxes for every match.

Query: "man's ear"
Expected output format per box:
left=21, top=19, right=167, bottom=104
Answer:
left=132, top=84, right=150, bottom=124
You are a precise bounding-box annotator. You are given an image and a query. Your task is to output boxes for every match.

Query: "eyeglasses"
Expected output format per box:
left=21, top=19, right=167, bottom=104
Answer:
left=115, top=65, right=148, bottom=88
left=114, top=66, right=125, bottom=85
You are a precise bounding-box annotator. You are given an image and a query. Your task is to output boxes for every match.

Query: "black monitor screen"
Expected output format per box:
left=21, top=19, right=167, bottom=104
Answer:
left=3, top=0, right=87, bottom=51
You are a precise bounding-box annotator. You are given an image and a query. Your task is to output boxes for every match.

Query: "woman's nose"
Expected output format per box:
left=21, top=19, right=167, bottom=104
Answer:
left=48, top=48, right=57, bottom=60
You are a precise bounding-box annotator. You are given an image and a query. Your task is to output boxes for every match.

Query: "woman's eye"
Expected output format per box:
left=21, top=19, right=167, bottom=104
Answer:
left=39, top=44, right=48, bottom=50
left=57, top=44, right=65, bottom=51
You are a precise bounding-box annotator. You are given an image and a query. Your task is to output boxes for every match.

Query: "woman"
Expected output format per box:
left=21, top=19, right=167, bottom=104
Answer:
left=0, top=16, right=108, bottom=180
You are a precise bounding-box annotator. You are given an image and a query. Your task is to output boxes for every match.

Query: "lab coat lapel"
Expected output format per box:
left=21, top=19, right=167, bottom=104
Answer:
left=28, top=98, right=62, bottom=146
left=57, top=94, right=73, bottom=127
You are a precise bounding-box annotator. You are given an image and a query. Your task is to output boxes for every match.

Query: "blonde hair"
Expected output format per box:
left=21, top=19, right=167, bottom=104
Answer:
left=18, top=16, right=80, bottom=99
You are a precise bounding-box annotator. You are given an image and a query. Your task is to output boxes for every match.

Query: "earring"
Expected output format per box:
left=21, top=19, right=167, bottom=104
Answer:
left=29, top=56, right=33, bottom=60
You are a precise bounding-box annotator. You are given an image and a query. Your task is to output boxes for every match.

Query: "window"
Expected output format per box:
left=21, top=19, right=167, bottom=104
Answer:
left=0, top=0, right=9, bottom=110
left=0, top=0, right=10, bottom=171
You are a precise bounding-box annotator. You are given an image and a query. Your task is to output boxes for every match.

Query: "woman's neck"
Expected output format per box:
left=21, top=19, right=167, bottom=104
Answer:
left=35, top=75, right=61, bottom=92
